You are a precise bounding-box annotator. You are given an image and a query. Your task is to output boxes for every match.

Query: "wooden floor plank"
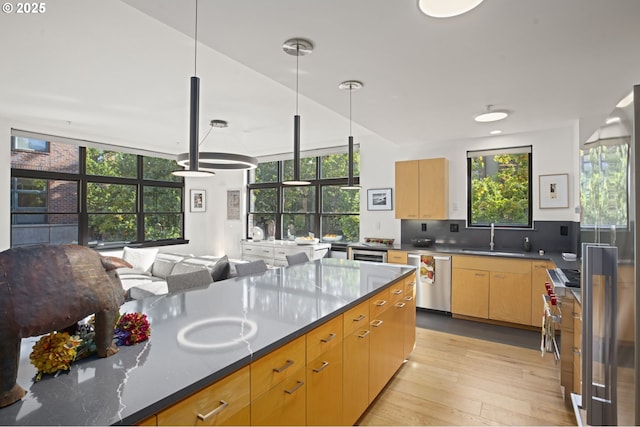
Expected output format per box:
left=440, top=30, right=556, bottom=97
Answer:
left=358, top=327, right=576, bottom=426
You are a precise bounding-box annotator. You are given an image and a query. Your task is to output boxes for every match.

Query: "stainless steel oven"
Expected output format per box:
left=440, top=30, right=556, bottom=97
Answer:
left=347, top=247, right=388, bottom=263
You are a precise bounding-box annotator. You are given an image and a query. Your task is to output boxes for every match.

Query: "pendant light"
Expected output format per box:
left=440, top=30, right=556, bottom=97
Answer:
left=339, top=80, right=362, bottom=190
left=474, top=104, right=509, bottom=123
left=173, top=0, right=213, bottom=177
left=282, top=38, right=313, bottom=186
left=176, top=120, right=258, bottom=171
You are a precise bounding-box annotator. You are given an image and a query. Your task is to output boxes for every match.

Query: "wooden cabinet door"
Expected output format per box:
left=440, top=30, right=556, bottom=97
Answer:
left=368, top=307, right=393, bottom=402
left=418, top=157, right=448, bottom=219
left=157, top=366, right=250, bottom=426
left=306, top=344, right=343, bottom=426
left=343, top=325, right=370, bottom=425
left=452, top=268, right=489, bottom=318
left=395, top=160, right=419, bottom=219
left=489, top=271, right=532, bottom=325
left=531, top=261, right=555, bottom=326
left=573, top=303, right=582, bottom=394
left=403, top=275, right=417, bottom=359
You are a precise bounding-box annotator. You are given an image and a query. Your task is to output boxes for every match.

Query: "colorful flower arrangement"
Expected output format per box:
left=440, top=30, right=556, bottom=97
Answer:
left=29, top=312, right=150, bottom=382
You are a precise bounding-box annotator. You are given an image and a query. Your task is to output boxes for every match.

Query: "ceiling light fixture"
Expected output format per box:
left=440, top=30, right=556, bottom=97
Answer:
left=282, top=38, right=313, bottom=186
left=176, top=119, right=258, bottom=171
left=474, top=104, right=509, bottom=123
left=417, top=0, right=484, bottom=18
left=172, top=0, right=214, bottom=177
left=489, top=130, right=502, bottom=135
left=339, top=80, right=362, bottom=190
left=616, top=91, right=634, bottom=108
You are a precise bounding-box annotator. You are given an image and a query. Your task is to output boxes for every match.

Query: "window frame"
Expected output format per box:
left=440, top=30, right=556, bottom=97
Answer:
left=466, top=145, right=533, bottom=229
left=246, top=153, right=360, bottom=243
left=10, top=137, right=186, bottom=249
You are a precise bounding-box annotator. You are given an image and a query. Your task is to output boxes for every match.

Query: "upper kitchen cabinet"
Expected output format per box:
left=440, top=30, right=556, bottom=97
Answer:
left=395, top=157, right=449, bottom=219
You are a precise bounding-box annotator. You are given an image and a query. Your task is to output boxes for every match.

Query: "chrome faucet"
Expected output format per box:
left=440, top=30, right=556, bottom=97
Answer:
left=490, top=223, right=495, bottom=251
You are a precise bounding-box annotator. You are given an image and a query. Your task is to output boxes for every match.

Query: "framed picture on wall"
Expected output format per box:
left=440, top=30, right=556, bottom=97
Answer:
left=367, top=188, right=393, bottom=211
left=190, top=189, right=206, bottom=212
left=227, top=189, right=241, bottom=220
left=539, top=173, right=568, bottom=209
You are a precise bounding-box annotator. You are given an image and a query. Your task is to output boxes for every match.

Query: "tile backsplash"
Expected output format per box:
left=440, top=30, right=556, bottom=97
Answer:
left=401, top=220, right=579, bottom=254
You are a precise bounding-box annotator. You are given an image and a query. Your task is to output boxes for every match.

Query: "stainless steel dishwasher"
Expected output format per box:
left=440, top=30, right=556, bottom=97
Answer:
left=408, top=253, right=452, bottom=313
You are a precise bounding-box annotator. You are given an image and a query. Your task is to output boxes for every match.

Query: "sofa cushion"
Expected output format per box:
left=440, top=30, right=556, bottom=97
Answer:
left=171, top=259, right=210, bottom=276
left=152, top=253, right=186, bottom=279
left=166, top=269, right=213, bottom=293
left=122, top=246, right=159, bottom=273
left=210, top=255, right=231, bottom=281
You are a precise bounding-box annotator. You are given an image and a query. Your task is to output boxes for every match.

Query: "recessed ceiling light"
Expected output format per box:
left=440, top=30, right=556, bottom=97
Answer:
left=474, top=105, right=509, bottom=123
left=605, top=116, right=621, bottom=125
left=616, top=91, right=633, bottom=108
left=418, top=0, right=484, bottom=18
left=489, top=130, right=502, bottom=135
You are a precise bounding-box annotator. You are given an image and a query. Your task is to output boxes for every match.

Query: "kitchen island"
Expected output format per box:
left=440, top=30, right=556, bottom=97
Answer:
left=0, top=258, right=415, bottom=426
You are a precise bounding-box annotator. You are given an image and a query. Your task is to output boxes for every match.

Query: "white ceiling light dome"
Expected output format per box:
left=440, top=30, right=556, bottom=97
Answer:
left=418, top=0, right=484, bottom=18
left=474, top=105, right=509, bottom=123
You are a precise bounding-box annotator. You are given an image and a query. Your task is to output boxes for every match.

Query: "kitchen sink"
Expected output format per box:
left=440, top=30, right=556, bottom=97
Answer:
left=459, top=248, right=526, bottom=257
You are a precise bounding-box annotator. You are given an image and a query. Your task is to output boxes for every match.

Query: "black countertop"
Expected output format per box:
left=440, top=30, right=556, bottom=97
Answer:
left=0, top=258, right=414, bottom=426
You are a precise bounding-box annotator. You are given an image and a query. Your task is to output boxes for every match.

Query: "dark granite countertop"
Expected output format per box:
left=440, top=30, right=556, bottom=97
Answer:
left=0, top=258, right=414, bottom=426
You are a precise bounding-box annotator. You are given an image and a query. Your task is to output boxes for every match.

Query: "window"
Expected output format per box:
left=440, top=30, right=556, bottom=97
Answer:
left=467, top=146, right=532, bottom=228
left=10, top=135, right=184, bottom=248
left=11, top=136, right=49, bottom=152
left=247, top=151, right=360, bottom=243
left=580, top=138, right=629, bottom=228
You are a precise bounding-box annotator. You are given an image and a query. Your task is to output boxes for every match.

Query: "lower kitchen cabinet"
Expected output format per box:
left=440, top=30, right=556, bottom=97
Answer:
left=306, top=344, right=343, bottom=426
left=452, top=267, right=489, bottom=319
left=403, top=275, right=417, bottom=358
left=251, top=370, right=306, bottom=426
left=489, top=267, right=531, bottom=325
left=156, top=366, right=250, bottom=426
left=368, top=287, right=398, bottom=402
left=573, top=300, right=582, bottom=395
left=452, top=256, right=533, bottom=326
left=342, top=300, right=371, bottom=425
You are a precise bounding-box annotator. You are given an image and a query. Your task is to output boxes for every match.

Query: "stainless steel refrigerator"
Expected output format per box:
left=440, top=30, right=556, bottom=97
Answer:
left=579, top=85, right=638, bottom=425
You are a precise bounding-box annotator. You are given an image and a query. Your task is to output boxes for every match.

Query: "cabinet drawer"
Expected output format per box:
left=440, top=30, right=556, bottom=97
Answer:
left=343, top=300, right=370, bottom=336
left=387, top=250, right=408, bottom=264
left=306, top=315, right=343, bottom=362
left=388, top=279, right=405, bottom=303
left=273, top=246, right=308, bottom=261
left=370, top=288, right=391, bottom=319
left=242, top=244, right=274, bottom=258
left=157, top=366, right=250, bottom=426
left=250, top=368, right=306, bottom=426
left=251, top=335, right=306, bottom=400
left=404, top=274, right=416, bottom=301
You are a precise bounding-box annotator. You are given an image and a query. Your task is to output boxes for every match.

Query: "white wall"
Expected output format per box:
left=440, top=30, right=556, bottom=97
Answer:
left=0, top=119, right=580, bottom=254
left=358, top=125, right=579, bottom=244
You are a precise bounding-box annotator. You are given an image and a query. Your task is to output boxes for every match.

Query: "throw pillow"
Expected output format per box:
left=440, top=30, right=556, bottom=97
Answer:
left=152, top=253, right=185, bottom=279
left=122, top=246, right=159, bottom=273
left=210, top=255, right=231, bottom=282
left=171, top=260, right=208, bottom=276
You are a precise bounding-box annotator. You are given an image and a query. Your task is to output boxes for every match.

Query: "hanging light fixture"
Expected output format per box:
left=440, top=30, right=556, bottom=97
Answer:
left=339, top=80, right=362, bottom=190
left=176, top=119, right=258, bottom=171
left=173, top=1, right=257, bottom=176
left=282, top=38, right=313, bottom=186
left=173, top=0, right=213, bottom=177
left=474, top=104, right=509, bottom=123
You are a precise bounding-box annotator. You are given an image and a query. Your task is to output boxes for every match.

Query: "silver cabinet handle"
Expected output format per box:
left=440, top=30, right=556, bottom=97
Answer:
left=392, top=289, right=403, bottom=295
left=273, top=359, right=294, bottom=373
left=284, top=380, right=304, bottom=394
left=370, top=319, right=383, bottom=327
left=374, top=300, right=387, bottom=307
left=395, top=301, right=406, bottom=308
left=404, top=296, right=414, bottom=301
left=573, top=347, right=582, bottom=355
left=245, top=248, right=253, bottom=252
left=353, top=314, right=366, bottom=322
left=357, top=330, right=370, bottom=339
left=407, top=281, right=416, bottom=287
left=474, top=273, right=485, bottom=277
left=197, top=400, right=229, bottom=421
left=494, top=274, right=505, bottom=279
left=321, top=333, right=336, bottom=343
left=312, top=361, right=330, bottom=373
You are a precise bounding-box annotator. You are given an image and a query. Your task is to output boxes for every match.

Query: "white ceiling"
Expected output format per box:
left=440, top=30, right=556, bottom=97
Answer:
left=2, top=0, right=640, bottom=158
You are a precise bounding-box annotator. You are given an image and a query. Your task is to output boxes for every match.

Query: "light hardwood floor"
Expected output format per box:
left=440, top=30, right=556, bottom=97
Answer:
left=358, top=327, right=576, bottom=426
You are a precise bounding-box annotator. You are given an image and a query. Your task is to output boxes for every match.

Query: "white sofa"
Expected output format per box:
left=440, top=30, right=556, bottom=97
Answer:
left=114, top=247, right=245, bottom=300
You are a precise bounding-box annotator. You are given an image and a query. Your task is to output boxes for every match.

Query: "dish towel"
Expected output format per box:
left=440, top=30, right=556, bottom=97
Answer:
left=420, top=255, right=435, bottom=284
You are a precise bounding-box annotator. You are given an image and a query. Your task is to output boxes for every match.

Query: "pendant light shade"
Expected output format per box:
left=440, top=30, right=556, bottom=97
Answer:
left=339, top=80, right=362, bottom=190
left=173, top=1, right=256, bottom=176
left=282, top=38, right=313, bottom=186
